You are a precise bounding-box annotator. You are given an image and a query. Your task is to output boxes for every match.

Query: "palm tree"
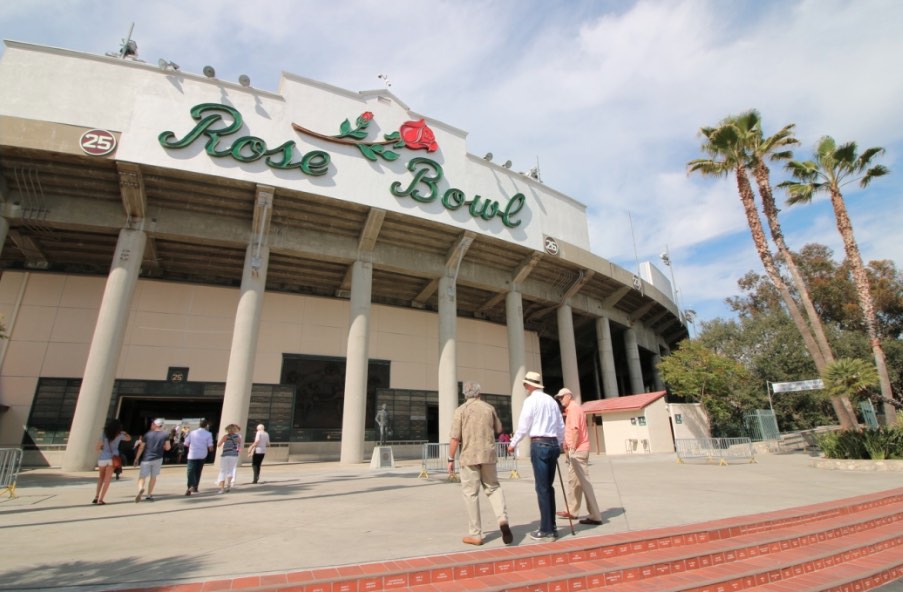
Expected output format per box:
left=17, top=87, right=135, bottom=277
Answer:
left=744, top=113, right=835, bottom=367
left=779, top=136, right=896, bottom=425
left=823, top=358, right=878, bottom=403
left=689, top=116, right=857, bottom=429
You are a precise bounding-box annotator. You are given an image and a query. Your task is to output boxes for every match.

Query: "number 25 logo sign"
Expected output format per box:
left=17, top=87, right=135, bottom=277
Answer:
left=79, top=129, right=117, bottom=156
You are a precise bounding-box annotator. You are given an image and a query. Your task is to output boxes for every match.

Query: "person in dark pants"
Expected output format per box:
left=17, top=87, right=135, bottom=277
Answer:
left=183, top=419, right=214, bottom=496
left=247, top=424, right=270, bottom=484
left=508, top=371, right=565, bottom=542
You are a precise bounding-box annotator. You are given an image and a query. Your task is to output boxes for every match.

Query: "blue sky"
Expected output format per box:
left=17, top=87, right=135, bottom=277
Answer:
left=2, top=0, right=901, bottom=329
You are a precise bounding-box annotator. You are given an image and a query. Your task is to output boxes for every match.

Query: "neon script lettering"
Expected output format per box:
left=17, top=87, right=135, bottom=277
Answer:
left=159, top=103, right=330, bottom=176
left=391, top=158, right=525, bottom=228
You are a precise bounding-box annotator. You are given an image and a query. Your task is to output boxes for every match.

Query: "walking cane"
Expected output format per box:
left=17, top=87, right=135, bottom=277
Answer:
left=556, top=454, right=576, bottom=536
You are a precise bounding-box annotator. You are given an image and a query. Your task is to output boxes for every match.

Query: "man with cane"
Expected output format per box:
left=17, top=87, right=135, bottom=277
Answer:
left=555, top=388, right=603, bottom=526
left=508, top=371, right=566, bottom=541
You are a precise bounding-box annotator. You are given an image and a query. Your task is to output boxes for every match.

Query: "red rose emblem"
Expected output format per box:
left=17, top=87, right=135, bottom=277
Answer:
left=399, top=119, right=438, bottom=152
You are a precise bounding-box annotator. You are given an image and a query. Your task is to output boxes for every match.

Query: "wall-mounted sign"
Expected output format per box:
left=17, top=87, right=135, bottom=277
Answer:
left=544, top=236, right=560, bottom=256
left=159, top=103, right=527, bottom=229
left=167, top=367, right=189, bottom=383
left=80, top=129, right=117, bottom=156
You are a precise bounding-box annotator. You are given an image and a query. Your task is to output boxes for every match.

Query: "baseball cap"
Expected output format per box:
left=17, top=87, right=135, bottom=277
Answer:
left=153, top=418, right=165, bottom=427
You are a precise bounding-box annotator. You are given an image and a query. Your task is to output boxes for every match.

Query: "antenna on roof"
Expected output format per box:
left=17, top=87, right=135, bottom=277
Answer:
left=106, top=22, right=139, bottom=60
left=528, top=156, right=542, bottom=182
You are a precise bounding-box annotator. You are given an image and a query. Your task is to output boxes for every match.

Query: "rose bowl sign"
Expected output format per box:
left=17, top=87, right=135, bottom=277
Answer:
left=159, top=103, right=528, bottom=229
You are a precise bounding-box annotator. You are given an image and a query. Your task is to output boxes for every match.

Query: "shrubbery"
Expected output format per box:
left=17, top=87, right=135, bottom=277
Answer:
left=816, top=426, right=903, bottom=460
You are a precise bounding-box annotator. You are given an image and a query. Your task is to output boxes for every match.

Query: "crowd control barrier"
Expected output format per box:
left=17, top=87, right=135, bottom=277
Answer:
left=675, top=438, right=757, bottom=465
left=0, top=448, right=23, bottom=498
left=419, top=442, right=521, bottom=480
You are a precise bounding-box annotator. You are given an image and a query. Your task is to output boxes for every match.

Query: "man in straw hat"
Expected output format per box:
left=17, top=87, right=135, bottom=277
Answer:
left=555, top=387, right=603, bottom=526
left=448, top=382, right=513, bottom=546
left=507, top=371, right=564, bottom=542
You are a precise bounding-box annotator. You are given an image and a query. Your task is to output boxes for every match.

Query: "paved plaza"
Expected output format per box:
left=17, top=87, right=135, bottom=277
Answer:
left=2, top=452, right=901, bottom=591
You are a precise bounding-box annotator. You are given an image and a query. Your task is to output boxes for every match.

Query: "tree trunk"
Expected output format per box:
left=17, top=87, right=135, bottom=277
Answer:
left=734, top=166, right=856, bottom=429
left=829, top=187, right=897, bottom=425
left=754, top=162, right=835, bottom=365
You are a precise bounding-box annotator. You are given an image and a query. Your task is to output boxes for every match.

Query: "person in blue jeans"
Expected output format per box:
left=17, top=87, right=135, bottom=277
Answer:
left=508, top=371, right=565, bottom=541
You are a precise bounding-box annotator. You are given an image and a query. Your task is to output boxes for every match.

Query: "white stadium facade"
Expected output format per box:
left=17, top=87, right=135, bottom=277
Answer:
left=0, top=41, right=687, bottom=469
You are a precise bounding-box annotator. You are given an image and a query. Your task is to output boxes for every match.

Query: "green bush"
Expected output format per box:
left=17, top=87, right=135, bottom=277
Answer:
left=816, top=426, right=903, bottom=460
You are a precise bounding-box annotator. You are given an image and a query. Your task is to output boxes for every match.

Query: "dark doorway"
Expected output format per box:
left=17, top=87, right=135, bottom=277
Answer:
left=118, top=396, right=223, bottom=437
left=427, top=404, right=439, bottom=443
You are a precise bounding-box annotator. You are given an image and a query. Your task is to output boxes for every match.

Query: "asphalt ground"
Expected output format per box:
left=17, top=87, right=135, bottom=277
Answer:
left=2, top=451, right=901, bottom=592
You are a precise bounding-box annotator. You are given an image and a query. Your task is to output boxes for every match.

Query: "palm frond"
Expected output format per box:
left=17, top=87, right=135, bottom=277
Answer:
left=769, top=149, right=794, bottom=162
left=860, top=165, right=890, bottom=188
left=832, top=141, right=858, bottom=166
left=857, top=146, right=886, bottom=167
left=688, top=158, right=730, bottom=177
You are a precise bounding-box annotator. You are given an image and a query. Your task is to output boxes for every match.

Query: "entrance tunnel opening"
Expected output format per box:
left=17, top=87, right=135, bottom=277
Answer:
left=117, top=396, right=224, bottom=437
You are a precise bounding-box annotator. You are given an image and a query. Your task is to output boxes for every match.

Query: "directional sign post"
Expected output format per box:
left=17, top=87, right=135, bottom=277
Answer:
left=766, top=379, right=825, bottom=433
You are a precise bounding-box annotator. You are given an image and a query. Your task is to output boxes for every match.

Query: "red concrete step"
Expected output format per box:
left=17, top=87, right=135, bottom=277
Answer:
left=126, top=488, right=903, bottom=592
left=752, top=546, right=903, bottom=592
left=563, top=524, right=900, bottom=592
left=423, top=517, right=903, bottom=592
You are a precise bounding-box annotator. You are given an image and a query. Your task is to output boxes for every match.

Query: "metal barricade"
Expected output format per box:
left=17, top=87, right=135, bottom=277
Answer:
left=625, top=439, right=650, bottom=454
left=419, top=442, right=521, bottom=480
left=495, top=442, right=521, bottom=479
left=0, top=448, right=23, bottom=498
left=674, top=438, right=757, bottom=466
left=419, top=443, right=456, bottom=480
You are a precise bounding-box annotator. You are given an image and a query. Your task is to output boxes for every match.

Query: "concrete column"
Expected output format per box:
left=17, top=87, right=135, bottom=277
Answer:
left=0, top=216, right=8, bottom=256
left=63, top=228, right=146, bottom=471
left=340, top=259, right=372, bottom=464
left=438, top=273, right=458, bottom=444
left=624, top=327, right=644, bottom=394
left=506, top=290, right=530, bottom=458
left=595, top=317, right=618, bottom=399
left=557, top=304, right=581, bottom=402
left=652, top=353, right=665, bottom=391
left=505, top=290, right=526, bottom=434
left=218, top=244, right=269, bottom=459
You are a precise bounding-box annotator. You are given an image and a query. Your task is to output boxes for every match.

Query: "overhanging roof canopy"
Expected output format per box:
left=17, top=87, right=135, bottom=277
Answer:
left=582, top=391, right=667, bottom=415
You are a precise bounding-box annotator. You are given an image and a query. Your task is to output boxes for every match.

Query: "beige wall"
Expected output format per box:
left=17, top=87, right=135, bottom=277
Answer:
left=0, top=271, right=539, bottom=446
left=668, top=403, right=711, bottom=440
left=596, top=399, right=675, bottom=455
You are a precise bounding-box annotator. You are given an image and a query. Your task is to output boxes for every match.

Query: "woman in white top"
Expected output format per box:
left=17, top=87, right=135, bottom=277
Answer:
left=247, top=424, right=270, bottom=484
left=216, top=424, right=242, bottom=493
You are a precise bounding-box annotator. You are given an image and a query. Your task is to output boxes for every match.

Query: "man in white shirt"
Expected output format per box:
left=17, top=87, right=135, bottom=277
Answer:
left=507, top=371, right=565, bottom=541
left=183, top=419, right=214, bottom=496
left=247, top=424, right=271, bottom=484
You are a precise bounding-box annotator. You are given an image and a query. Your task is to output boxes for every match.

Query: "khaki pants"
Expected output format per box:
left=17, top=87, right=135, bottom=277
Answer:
left=459, top=463, right=509, bottom=538
left=565, top=450, right=602, bottom=521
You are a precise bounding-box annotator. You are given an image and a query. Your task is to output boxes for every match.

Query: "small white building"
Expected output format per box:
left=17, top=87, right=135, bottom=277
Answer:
left=581, top=391, right=675, bottom=455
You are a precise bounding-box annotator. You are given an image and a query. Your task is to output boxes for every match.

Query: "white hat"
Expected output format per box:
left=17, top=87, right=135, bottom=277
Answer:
left=555, top=388, right=573, bottom=400
left=523, top=371, right=544, bottom=389
left=153, top=418, right=165, bottom=427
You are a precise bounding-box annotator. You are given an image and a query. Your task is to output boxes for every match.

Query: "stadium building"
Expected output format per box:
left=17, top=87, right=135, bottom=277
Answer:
left=0, top=40, right=687, bottom=469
